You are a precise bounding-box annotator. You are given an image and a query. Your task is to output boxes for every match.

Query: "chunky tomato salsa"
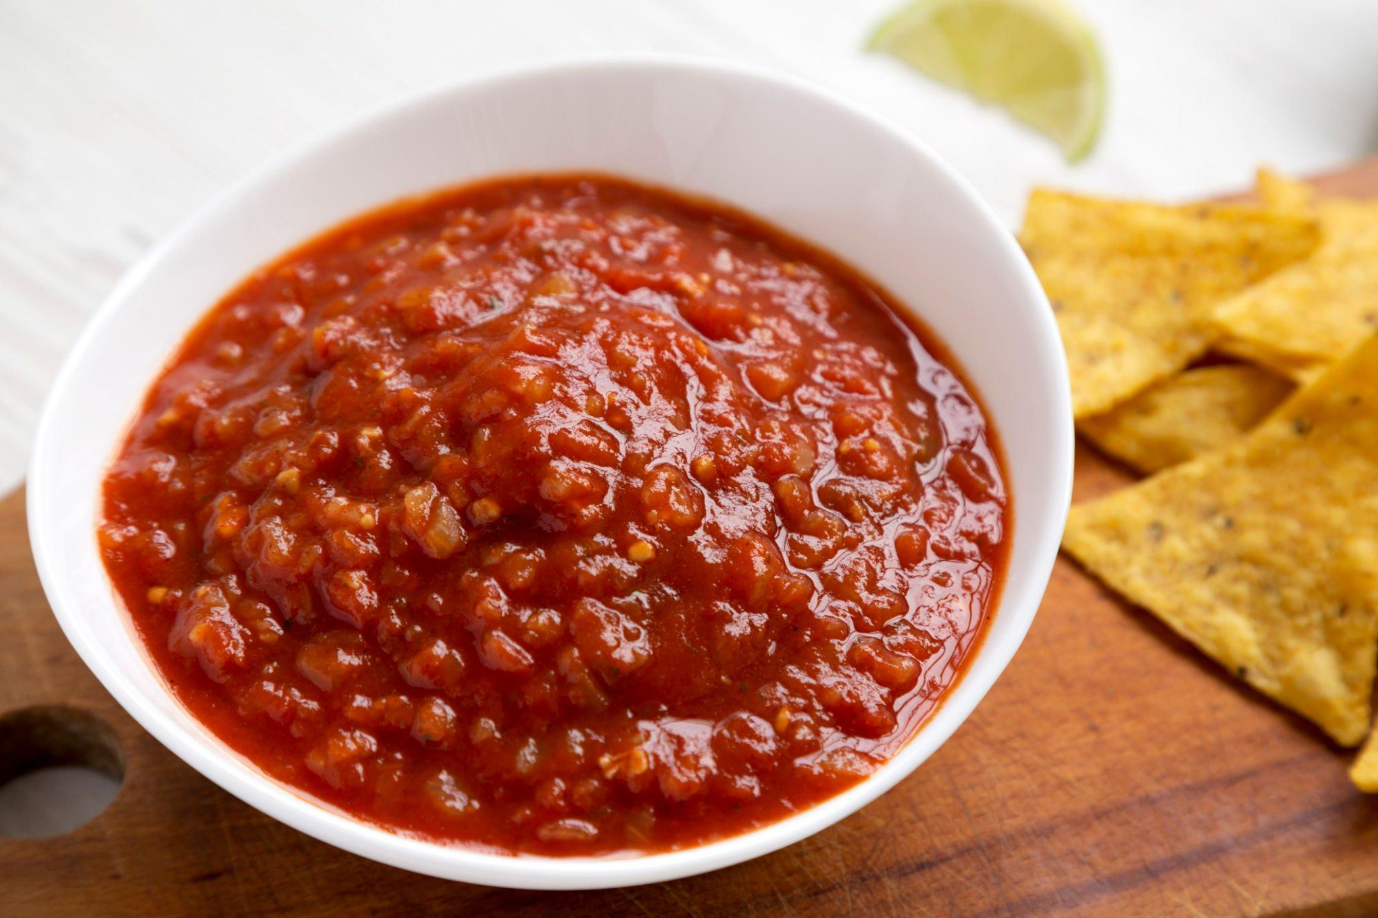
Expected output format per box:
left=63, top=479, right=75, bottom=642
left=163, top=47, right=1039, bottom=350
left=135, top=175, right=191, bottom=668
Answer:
left=99, top=175, right=1008, bottom=854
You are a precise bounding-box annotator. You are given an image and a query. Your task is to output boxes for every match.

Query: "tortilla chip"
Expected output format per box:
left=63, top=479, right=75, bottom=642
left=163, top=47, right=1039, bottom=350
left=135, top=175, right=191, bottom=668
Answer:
left=1078, top=364, right=1293, bottom=473
left=1063, top=335, right=1378, bottom=746
left=1255, top=167, right=1315, bottom=212
left=1215, top=174, right=1378, bottom=379
left=1020, top=189, right=1317, bottom=418
left=1351, top=727, right=1378, bottom=791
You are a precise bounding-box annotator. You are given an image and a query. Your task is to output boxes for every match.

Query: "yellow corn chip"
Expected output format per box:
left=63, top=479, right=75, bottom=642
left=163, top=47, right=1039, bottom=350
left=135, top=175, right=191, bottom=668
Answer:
left=1215, top=173, right=1378, bottom=379
left=1351, top=727, right=1378, bottom=792
left=1078, top=364, right=1293, bottom=473
left=1255, top=167, right=1315, bottom=212
left=1063, top=335, right=1378, bottom=746
left=1020, top=189, right=1317, bottom=418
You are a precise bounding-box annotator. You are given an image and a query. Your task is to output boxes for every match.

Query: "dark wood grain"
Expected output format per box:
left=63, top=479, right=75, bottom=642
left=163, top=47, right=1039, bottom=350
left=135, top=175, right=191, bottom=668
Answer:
left=4, top=159, right=1378, bottom=918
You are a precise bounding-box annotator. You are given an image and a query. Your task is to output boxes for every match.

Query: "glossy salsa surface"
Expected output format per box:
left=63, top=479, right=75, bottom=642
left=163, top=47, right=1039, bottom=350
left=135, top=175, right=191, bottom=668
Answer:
left=98, top=174, right=1009, bottom=854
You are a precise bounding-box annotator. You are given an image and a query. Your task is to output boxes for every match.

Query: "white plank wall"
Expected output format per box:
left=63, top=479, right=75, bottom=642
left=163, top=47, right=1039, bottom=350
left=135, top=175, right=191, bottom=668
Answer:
left=1, top=0, right=1376, bottom=495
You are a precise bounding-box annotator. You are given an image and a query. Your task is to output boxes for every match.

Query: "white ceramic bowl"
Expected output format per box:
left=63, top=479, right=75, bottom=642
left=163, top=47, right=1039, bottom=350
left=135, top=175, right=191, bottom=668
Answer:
left=28, top=55, right=1072, bottom=889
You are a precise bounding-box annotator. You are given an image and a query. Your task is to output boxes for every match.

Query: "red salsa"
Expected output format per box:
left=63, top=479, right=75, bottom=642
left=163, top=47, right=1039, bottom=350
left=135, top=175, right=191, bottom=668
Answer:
left=99, top=175, right=1008, bottom=854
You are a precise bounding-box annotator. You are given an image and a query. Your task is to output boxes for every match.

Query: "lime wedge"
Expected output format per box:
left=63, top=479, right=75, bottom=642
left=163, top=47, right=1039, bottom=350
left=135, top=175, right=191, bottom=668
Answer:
left=867, top=0, right=1106, bottom=162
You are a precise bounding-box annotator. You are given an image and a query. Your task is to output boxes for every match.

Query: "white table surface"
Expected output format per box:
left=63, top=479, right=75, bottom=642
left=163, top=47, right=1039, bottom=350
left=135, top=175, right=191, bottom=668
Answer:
left=2, top=0, right=1376, bottom=496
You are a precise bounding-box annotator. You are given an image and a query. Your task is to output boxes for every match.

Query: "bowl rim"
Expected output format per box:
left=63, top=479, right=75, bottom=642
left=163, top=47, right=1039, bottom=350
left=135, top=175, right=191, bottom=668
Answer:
left=27, top=52, right=1073, bottom=889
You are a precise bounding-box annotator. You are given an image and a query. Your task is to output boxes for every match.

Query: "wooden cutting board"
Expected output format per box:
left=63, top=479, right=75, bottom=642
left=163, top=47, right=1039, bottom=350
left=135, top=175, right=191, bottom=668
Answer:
left=5, top=160, right=1378, bottom=918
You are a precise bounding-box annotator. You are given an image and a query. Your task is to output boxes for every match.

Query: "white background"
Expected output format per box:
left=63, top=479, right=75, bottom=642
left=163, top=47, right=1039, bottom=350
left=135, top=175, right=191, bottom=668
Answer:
left=1, top=0, right=1376, bottom=495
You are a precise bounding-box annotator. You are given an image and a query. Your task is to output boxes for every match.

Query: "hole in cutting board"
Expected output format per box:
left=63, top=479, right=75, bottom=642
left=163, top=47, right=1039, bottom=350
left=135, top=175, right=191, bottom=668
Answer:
left=0, top=706, right=124, bottom=839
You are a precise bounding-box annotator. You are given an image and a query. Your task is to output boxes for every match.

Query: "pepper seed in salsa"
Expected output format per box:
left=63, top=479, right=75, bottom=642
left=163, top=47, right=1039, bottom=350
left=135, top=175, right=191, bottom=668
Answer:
left=98, top=174, right=1009, bottom=854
